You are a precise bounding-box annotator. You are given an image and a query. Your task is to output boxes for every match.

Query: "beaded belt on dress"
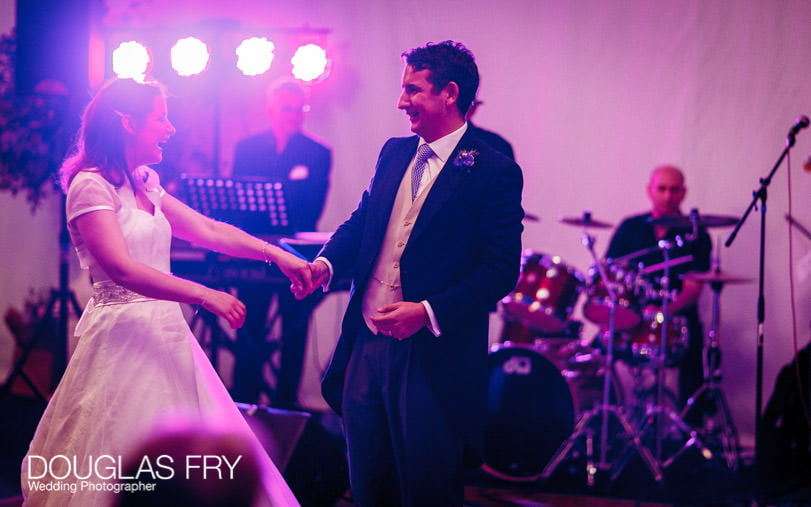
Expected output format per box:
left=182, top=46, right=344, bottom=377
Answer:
left=92, top=280, right=156, bottom=306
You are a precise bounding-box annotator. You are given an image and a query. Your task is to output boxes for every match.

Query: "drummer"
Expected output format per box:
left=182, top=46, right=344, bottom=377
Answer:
left=605, top=164, right=711, bottom=417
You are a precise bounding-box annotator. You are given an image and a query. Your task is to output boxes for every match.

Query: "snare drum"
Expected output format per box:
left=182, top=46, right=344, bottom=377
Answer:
left=501, top=252, right=585, bottom=334
left=583, top=260, right=648, bottom=330
left=628, top=310, right=689, bottom=366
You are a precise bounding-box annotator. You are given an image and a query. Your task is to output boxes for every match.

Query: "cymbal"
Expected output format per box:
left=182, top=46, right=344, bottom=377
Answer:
left=681, top=270, right=753, bottom=284
left=558, top=212, right=612, bottom=229
left=524, top=212, right=540, bottom=222
left=647, top=213, right=739, bottom=228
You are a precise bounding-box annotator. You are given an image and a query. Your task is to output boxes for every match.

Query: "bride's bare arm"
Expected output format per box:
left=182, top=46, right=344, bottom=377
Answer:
left=160, top=192, right=312, bottom=290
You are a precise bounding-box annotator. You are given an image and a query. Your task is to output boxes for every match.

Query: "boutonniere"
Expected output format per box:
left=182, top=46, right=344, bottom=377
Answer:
left=453, top=149, right=479, bottom=171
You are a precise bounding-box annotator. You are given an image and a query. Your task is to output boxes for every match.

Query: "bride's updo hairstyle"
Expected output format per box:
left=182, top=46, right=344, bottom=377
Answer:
left=60, top=78, right=167, bottom=191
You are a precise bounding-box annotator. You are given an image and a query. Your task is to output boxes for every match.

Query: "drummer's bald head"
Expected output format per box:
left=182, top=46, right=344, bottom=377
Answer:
left=649, top=165, right=685, bottom=186
left=647, top=164, right=686, bottom=217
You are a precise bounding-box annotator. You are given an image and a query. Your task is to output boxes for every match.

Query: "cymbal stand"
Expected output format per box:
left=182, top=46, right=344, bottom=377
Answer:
left=680, top=257, right=740, bottom=470
left=542, top=226, right=662, bottom=486
left=614, top=238, right=713, bottom=477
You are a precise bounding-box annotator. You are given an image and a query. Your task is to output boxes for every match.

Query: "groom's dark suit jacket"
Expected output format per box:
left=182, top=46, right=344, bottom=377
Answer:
left=319, top=127, right=524, bottom=459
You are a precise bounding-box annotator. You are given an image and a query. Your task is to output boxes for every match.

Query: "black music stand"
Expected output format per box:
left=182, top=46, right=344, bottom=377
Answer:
left=180, top=177, right=292, bottom=373
left=181, top=176, right=293, bottom=236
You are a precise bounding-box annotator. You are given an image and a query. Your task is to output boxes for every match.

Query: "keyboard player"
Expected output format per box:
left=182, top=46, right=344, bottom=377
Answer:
left=228, top=78, right=332, bottom=407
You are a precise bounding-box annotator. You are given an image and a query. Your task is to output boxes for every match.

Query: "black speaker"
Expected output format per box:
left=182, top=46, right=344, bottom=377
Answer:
left=237, top=405, right=349, bottom=507
left=15, top=0, right=91, bottom=97
left=761, top=343, right=811, bottom=483
left=237, top=403, right=311, bottom=472
left=283, top=412, right=349, bottom=507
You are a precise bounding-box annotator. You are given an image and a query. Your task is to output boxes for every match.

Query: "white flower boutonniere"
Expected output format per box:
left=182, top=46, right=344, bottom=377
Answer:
left=453, top=149, right=479, bottom=171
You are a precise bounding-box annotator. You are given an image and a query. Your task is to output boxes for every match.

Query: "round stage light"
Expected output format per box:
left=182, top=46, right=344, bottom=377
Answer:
left=112, top=41, right=151, bottom=80
left=291, top=43, right=328, bottom=82
left=235, top=37, right=275, bottom=76
left=170, top=37, right=210, bottom=77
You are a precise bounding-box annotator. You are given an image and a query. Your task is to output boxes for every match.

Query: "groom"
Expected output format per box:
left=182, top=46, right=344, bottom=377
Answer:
left=297, top=40, right=524, bottom=506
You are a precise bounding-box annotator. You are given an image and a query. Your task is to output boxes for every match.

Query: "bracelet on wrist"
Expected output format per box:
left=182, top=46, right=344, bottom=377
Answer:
left=262, top=242, right=273, bottom=266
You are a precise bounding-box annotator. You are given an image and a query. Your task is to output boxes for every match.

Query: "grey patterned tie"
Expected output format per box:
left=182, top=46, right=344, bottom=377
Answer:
left=411, top=143, right=434, bottom=202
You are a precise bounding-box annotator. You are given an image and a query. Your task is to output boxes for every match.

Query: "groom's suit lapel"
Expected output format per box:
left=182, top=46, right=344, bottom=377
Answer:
left=410, top=130, right=477, bottom=243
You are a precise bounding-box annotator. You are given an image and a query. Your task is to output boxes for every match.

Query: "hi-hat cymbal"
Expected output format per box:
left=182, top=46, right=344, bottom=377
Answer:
left=647, top=213, right=739, bottom=228
left=558, top=212, right=613, bottom=229
left=681, top=270, right=752, bottom=284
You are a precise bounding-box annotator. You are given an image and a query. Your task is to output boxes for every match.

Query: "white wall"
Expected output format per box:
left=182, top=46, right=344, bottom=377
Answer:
left=5, top=0, right=811, bottom=448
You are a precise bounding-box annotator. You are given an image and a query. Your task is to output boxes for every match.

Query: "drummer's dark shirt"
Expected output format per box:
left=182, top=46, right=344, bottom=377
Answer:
left=605, top=212, right=712, bottom=300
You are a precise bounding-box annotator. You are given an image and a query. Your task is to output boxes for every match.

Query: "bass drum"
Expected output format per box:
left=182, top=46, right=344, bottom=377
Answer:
left=483, top=345, right=576, bottom=482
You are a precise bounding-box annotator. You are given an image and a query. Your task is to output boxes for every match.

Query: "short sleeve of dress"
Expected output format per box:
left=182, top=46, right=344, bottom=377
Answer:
left=66, top=171, right=121, bottom=223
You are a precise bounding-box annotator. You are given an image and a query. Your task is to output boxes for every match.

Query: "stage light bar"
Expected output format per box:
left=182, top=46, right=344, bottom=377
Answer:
left=170, top=37, right=210, bottom=77
left=112, top=41, right=151, bottom=80
left=291, top=43, right=328, bottom=82
left=235, top=37, right=275, bottom=76
left=104, top=29, right=331, bottom=84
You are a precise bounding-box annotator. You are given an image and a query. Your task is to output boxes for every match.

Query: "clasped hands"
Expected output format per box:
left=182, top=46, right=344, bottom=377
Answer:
left=288, top=259, right=331, bottom=300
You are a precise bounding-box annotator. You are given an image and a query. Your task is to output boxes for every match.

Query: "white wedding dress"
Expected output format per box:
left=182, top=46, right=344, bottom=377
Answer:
left=21, top=168, right=300, bottom=506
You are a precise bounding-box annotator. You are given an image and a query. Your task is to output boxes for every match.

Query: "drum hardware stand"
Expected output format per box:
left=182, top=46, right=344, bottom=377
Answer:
left=680, top=256, right=741, bottom=470
left=613, top=236, right=714, bottom=477
left=542, top=226, right=663, bottom=486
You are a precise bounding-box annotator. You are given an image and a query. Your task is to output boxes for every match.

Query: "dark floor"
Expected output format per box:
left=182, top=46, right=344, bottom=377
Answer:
left=2, top=392, right=810, bottom=507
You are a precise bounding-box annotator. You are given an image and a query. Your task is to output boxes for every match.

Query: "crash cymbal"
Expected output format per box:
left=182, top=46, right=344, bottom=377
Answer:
left=558, top=212, right=613, bottom=229
left=647, top=213, right=739, bottom=228
left=681, top=270, right=753, bottom=284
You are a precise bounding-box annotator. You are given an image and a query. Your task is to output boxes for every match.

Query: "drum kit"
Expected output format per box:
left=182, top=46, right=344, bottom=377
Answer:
left=483, top=210, right=749, bottom=485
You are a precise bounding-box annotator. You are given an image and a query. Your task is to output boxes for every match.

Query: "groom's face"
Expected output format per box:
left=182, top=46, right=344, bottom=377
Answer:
left=397, top=65, right=451, bottom=142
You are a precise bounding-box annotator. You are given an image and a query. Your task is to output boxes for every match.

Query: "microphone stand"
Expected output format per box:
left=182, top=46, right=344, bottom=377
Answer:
left=724, top=125, right=803, bottom=490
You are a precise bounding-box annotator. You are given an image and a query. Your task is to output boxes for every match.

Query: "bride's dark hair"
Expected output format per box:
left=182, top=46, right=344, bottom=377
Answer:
left=59, top=78, right=167, bottom=191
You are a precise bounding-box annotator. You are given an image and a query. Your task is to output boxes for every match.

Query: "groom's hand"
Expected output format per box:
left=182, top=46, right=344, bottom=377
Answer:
left=292, top=260, right=330, bottom=299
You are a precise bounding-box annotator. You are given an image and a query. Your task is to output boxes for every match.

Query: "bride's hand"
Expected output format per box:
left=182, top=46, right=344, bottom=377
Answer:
left=273, top=250, right=313, bottom=295
left=202, top=290, right=246, bottom=329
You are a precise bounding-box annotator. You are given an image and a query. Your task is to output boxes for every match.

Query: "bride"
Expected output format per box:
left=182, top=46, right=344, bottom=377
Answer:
left=22, top=77, right=306, bottom=506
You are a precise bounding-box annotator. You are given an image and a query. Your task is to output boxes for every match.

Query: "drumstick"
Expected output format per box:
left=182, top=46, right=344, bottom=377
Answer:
left=640, top=255, right=693, bottom=275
